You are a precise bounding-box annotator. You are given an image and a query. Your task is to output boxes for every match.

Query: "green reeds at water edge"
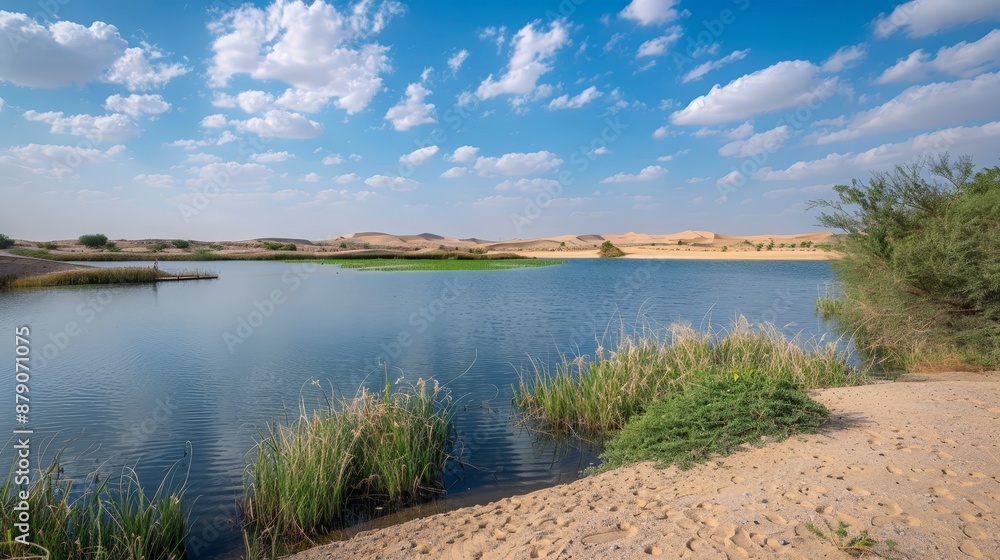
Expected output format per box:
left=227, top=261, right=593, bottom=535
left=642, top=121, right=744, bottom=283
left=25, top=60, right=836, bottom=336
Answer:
left=513, top=318, right=862, bottom=438
left=2, top=267, right=216, bottom=288
left=0, top=452, right=187, bottom=560
left=242, top=378, right=453, bottom=557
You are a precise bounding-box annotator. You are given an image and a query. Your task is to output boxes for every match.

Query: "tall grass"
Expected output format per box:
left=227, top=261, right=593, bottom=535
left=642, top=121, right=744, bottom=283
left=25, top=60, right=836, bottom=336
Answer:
left=514, top=318, right=859, bottom=437
left=0, top=453, right=187, bottom=560
left=242, top=378, right=453, bottom=557
left=3, top=267, right=216, bottom=289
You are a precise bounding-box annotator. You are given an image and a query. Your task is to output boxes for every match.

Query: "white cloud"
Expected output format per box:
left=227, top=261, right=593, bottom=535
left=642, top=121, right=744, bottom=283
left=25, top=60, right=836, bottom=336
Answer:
left=104, top=94, right=170, bottom=118
left=592, top=147, right=612, bottom=156
left=600, top=165, right=668, bottom=184
left=105, top=44, right=189, bottom=90
left=546, top=86, right=602, bottom=110
left=272, top=189, right=309, bottom=200
left=876, top=30, right=1000, bottom=83
left=821, top=44, right=867, bottom=73
left=335, top=173, right=360, bottom=183
left=5, top=144, right=120, bottom=171
left=233, top=110, right=323, bottom=139
left=441, top=166, right=469, bottom=179
left=133, top=173, right=176, bottom=188
left=315, top=189, right=377, bottom=203
left=186, top=153, right=223, bottom=164
left=185, top=162, right=275, bottom=190
left=300, top=172, right=321, bottom=183
left=201, top=114, right=229, bottom=129
left=23, top=111, right=139, bottom=142
left=671, top=60, right=839, bottom=126
left=716, top=170, right=743, bottom=186
left=692, top=127, right=718, bottom=138
left=473, top=195, right=519, bottom=207
left=477, top=20, right=569, bottom=99
left=0, top=97, right=4, bottom=112
left=687, top=176, right=709, bottom=183
left=448, top=49, right=469, bottom=74
left=719, top=125, right=791, bottom=157
left=364, top=174, right=421, bottom=191
left=399, top=145, right=439, bottom=166
left=724, top=120, right=754, bottom=140
left=446, top=145, right=479, bottom=162
left=385, top=83, right=437, bottom=131
left=874, top=0, right=1000, bottom=38
left=636, top=28, right=682, bottom=57
left=167, top=132, right=238, bottom=151
left=762, top=184, right=835, bottom=199
left=234, top=90, right=276, bottom=114
left=322, top=154, right=345, bottom=165
left=208, top=0, right=401, bottom=114
left=756, top=121, right=1000, bottom=181
left=474, top=151, right=562, bottom=176
left=0, top=12, right=185, bottom=90
left=619, top=0, right=680, bottom=25
left=681, top=49, right=749, bottom=83
left=652, top=125, right=670, bottom=139
left=250, top=151, right=294, bottom=163
left=814, top=72, right=1000, bottom=144
left=495, top=178, right=561, bottom=192
left=77, top=189, right=115, bottom=202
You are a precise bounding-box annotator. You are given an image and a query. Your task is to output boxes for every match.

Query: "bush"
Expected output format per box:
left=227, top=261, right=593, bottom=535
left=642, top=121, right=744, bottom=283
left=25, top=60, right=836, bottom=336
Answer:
left=106, top=242, right=122, bottom=252
left=36, top=242, right=58, bottom=250
left=810, top=155, right=1000, bottom=369
left=78, top=234, right=108, bottom=248
left=598, top=240, right=625, bottom=258
left=0, top=234, right=14, bottom=249
left=598, top=373, right=830, bottom=471
left=171, top=239, right=189, bottom=249
left=263, top=242, right=297, bottom=251
left=339, top=242, right=347, bottom=249
left=150, top=242, right=169, bottom=252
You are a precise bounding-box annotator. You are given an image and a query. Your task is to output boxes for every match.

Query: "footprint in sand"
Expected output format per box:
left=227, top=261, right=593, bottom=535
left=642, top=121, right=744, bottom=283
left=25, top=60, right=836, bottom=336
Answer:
left=644, top=545, right=663, bottom=556
left=960, top=541, right=985, bottom=558
left=848, top=486, right=872, bottom=497
left=963, top=525, right=988, bottom=539
left=886, top=464, right=905, bottom=475
left=581, top=522, right=638, bottom=546
left=932, top=486, right=957, bottom=500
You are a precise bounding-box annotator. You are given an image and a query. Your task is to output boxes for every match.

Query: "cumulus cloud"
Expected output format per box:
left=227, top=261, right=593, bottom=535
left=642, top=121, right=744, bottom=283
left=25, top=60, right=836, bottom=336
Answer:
left=719, top=125, right=791, bottom=157
left=185, top=162, right=276, bottom=190
left=232, top=110, right=323, bottom=139
left=208, top=0, right=401, bottom=114
left=446, top=145, right=479, bottom=162
left=600, top=165, right=668, bottom=184
left=546, top=86, right=602, bottom=110
left=23, top=111, right=139, bottom=142
left=813, top=72, right=1000, bottom=144
left=495, top=178, right=561, bottom=192
left=186, top=153, right=223, bottom=164
left=104, top=94, right=170, bottom=118
left=105, top=44, right=190, bottom=90
left=300, top=172, right=321, bottom=182
left=272, top=189, right=309, bottom=200
left=322, top=154, right=344, bottom=165
left=6, top=143, right=121, bottom=167
left=619, top=0, right=680, bottom=25
left=724, top=121, right=754, bottom=140
left=399, top=145, right=439, bottom=166
left=364, top=174, right=421, bottom=191
left=652, top=125, right=670, bottom=139
left=876, top=30, right=1000, bottom=83
left=334, top=173, right=360, bottom=183
left=477, top=20, right=569, bottom=100
left=874, top=0, right=1000, bottom=38
left=821, top=44, right=867, bottom=72
left=448, top=49, right=469, bottom=74
left=671, top=60, right=839, bottom=126
left=681, top=49, right=749, bottom=83
left=636, top=28, right=682, bottom=57
left=133, top=173, right=176, bottom=188
left=474, top=151, right=562, bottom=176
left=201, top=114, right=229, bottom=129
left=440, top=167, right=469, bottom=179
left=250, top=151, right=294, bottom=163
left=385, top=83, right=437, bottom=131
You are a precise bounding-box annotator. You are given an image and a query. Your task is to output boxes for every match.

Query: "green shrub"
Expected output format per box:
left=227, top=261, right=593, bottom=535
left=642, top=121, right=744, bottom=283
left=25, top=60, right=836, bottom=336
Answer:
left=36, top=242, right=58, bottom=250
left=0, top=234, right=13, bottom=249
left=597, top=373, right=829, bottom=470
left=598, top=240, right=625, bottom=258
left=209, top=244, right=223, bottom=250
left=339, top=242, right=347, bottom=249
left=721, top=246, right=728, bottom=252
left=171, top=239, right=190, bottom=249
left=106, top=242, right=122, bottom=252
left=78, top=234, right=108, bottom=248
left=151, top=242, right=169, bottom=252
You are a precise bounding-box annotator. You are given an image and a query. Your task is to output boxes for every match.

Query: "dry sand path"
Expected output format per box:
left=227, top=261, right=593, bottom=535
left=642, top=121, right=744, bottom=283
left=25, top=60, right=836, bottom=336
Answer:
left=0, top=251, right=92, bottom=279
left=288, top=372, right=999, bottom=559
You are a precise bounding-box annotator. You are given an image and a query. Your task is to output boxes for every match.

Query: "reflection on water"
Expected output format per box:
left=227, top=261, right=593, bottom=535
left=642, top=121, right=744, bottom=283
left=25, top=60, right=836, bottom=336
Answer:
left=0, top=259, right=837, bottom=558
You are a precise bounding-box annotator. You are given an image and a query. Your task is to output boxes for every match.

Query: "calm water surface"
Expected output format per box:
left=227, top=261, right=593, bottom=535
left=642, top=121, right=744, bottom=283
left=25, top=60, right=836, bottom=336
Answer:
left=0, top=259, right=838, bottom=557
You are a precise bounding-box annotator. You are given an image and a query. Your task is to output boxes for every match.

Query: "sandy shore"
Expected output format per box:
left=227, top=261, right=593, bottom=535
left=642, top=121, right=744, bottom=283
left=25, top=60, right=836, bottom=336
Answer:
left=518, top=249, right=838, bottom=261
left=289, top=372, right=999, bottom=559
left=0, top=251, right=91, bottom=279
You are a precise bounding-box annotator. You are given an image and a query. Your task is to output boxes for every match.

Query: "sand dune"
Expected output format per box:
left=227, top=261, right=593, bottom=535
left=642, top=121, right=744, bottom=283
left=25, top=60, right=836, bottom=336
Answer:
left=288, top=372, right=1000, bottom=560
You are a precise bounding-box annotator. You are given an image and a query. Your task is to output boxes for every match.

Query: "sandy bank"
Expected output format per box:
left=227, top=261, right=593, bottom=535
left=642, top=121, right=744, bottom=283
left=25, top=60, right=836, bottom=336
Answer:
left=518, top=249, right=839, bottom=261
left=0, top=251, right=92, bottom=279
left=288, top=372, right=999, bottom=559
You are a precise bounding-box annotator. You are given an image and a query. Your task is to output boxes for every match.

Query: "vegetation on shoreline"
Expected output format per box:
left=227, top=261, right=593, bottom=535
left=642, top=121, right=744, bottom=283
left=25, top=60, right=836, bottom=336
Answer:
left=0, top=454, right=187, bottom=560
left=598, top=240, right=625, bottom=258
left=4, top=248, right=537, bottom=262
left=810, top=155, right=999, bottom=370
left=514, top=319, right=857, bottom=438
left=306, top=258, right=565, bottom=271
left=242, top=378, right=453, bottom=557
left=1, top=267, right=216, bottom=289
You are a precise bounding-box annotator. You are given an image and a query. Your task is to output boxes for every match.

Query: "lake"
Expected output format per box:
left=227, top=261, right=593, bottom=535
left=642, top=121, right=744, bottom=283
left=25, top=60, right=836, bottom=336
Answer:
left=0, top=258, right=838, bottom=558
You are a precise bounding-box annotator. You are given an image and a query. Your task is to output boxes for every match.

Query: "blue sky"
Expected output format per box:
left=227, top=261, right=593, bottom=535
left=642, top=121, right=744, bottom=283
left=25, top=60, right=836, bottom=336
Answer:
left=2, top=0, right=999, bottom=241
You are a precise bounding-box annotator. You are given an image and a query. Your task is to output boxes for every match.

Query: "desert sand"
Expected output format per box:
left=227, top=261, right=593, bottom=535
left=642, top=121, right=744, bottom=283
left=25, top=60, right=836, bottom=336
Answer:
left=288, top=372, right=999, bottom=560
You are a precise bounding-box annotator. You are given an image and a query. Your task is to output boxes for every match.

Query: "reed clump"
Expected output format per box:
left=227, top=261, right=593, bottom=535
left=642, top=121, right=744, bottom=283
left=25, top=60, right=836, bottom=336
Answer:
left=242, top=378, right=453, bottom=557
left=514, top=318, right=859, bottom=437
left=0, top=454, right=187, bottom=560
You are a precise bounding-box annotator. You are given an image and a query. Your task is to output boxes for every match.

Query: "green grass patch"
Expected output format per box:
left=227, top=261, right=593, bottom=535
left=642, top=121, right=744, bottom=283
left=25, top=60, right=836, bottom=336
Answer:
left=242, top=378, right=453, bottom=556
left=2, top=267, right=216, bottom=289
left=305, top=258, right=565, bottom=271
left=514, top=319, right=859, bottom=437
left=597, top=373, right=829, bottom=471
left=8, top=248, right=52, bottom=259
left=0, top=453, right=187, bottom=560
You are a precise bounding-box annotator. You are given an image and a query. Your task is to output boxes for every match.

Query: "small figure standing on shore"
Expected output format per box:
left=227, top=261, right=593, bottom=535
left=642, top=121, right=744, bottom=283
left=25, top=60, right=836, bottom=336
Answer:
left=153, top=259, right=159, bottom=271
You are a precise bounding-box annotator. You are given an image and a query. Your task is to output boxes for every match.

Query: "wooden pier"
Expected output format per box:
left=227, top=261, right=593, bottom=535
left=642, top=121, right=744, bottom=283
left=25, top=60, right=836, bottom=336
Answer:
left=154, top=274, right=219, bottom=282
